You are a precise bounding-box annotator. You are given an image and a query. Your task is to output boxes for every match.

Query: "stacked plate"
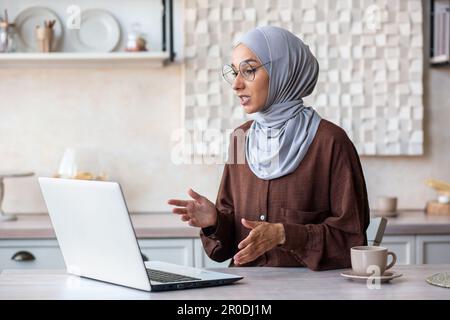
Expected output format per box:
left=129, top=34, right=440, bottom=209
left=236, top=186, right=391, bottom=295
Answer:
left=14, top=7, right=63, bottom=52
left=67, top=9, right=120, bottom=52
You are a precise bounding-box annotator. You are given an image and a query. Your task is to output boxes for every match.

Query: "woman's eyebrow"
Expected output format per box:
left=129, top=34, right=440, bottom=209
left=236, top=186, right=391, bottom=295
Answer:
left=231, top=58, right=259, bottom=67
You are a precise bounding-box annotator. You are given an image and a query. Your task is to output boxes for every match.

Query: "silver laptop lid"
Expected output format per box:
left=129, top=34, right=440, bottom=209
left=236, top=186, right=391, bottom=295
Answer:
left=38, top=177, right=151, bottom=291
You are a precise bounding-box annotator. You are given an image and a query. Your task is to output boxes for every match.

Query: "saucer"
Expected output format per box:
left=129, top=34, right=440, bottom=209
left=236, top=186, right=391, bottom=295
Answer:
left=340, top=270, right=403, bottom=283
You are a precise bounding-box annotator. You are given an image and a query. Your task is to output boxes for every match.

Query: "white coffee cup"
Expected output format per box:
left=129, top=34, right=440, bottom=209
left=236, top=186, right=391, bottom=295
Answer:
left=351, top=246, right=397, bottom=276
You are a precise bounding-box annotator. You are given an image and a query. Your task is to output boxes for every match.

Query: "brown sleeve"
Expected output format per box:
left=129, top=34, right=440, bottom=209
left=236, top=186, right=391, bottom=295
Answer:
left=280, top=135, right=370, bottom=271
left=199, top=164, right=236, bottom=262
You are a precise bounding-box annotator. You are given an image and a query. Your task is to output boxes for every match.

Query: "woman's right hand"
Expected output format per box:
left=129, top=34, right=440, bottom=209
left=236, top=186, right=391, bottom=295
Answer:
left=167, top=189, right=217, bottom=228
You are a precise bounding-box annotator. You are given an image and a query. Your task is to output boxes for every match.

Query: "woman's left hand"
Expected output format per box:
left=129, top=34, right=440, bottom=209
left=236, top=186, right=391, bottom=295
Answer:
left=233, top=218, right=285, bottom=265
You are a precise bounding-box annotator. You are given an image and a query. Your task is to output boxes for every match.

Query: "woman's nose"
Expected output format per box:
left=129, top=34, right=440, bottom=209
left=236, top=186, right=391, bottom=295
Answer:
left=232, top=73, right=245, bottom=91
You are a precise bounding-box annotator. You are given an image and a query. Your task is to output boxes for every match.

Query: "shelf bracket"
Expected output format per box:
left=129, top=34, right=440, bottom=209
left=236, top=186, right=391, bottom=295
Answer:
left=162, top=0, right=176, bottom=62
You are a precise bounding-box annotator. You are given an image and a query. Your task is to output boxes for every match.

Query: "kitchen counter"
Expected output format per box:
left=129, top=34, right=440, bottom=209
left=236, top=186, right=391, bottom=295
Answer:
left=1, top=264, right=450, bottom=299
left=1, top=210, right=450, bottom=239
left=0, top=212, right=198, bottom=239
left=373, top=210, right=450, bottom=235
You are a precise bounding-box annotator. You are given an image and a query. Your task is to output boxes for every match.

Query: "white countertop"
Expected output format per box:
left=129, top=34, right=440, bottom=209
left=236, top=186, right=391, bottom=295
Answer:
left=0, top=210, right=450, bottom=239
left=1, top=264, right=450, bottom=299
left=2, top=210, right=450, bottom=240
left=0, top=212, right=199, bottom=239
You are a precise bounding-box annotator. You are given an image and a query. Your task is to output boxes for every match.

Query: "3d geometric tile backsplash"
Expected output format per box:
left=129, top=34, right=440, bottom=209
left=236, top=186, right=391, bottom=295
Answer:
left=183, top=0, right=424, bottom=156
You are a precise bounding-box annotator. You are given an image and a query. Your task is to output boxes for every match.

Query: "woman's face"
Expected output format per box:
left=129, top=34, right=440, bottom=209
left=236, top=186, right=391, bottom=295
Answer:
left=231, top=44, right=269, bottom=114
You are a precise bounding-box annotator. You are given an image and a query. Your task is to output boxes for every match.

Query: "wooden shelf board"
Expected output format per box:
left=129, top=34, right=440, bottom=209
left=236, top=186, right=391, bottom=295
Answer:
left=0, top=51, right=171, bottom=68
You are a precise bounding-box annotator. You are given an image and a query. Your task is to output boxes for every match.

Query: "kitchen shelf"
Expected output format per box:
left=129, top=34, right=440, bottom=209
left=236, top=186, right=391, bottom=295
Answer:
left=0, top=0, right=176, bottom=68
left=0, top=51, right=171, bottom=68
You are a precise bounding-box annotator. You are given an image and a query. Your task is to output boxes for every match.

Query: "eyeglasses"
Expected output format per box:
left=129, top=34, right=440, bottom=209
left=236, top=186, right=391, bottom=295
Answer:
left=222, top=61, right=270, bottom=85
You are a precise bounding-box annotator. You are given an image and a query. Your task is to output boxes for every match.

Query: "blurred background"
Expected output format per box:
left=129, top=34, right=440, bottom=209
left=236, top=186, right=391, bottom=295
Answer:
left=0, top=0, right=448, bottom=215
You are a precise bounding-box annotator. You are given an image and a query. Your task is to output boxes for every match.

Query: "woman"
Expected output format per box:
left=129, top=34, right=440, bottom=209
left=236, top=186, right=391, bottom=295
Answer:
left=168, top=26, right=370, bottom=271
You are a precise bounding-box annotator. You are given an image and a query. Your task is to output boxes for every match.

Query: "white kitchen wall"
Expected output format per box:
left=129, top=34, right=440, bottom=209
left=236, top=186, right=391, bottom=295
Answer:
left=183, top=0, right=424, bottom=156
left=0, top=0, right=448, bottom=214
left=0, top=65, right=225, bottom=213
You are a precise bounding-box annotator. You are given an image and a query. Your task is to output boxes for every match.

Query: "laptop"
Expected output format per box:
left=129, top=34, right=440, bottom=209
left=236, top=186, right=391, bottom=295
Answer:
left=38, top=177, right=243, bottom=292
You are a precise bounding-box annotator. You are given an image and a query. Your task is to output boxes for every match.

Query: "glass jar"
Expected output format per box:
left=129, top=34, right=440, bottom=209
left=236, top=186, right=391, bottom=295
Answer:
left=0, top=21, right=17, bottom=53
left=125, top=23, right=148, bottom=52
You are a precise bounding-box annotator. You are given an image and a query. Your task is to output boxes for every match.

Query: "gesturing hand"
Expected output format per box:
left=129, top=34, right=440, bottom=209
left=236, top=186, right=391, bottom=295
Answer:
left=233, top=218, right=285, bottom=266
left=167, top=189, right=217, bottom=228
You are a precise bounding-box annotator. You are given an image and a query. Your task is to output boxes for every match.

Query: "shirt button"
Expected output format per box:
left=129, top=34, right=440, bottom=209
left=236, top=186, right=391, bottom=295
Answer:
left=259, top=214, right=266, bottom=221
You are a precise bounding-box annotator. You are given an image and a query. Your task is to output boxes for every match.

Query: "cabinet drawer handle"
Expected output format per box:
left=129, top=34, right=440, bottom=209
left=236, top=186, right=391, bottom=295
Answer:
left=11, top=251, right=36, bottom=262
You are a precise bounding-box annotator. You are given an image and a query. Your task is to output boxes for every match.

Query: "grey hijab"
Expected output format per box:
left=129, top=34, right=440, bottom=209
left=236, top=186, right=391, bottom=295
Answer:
left=238, top=26, right=322, bottom=180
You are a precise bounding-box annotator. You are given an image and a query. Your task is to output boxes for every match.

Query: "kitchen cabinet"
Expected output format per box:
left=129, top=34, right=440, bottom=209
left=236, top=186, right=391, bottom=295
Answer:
left=2, top=211, right=450, bottom=270
left=3, top=236, right=450, bottom=269
left=415, top=235, right=450, bottom=264
left=193, top=239, right=230, bottom=268
left=381, top=235, right=450, bottom=265
left=380, top=236, right=416, bottom=265
left=0, top=240, right=65, bottom=270
left=138, top=239, right=194, bottom=266
left=0, top=238, right=230, bottom=271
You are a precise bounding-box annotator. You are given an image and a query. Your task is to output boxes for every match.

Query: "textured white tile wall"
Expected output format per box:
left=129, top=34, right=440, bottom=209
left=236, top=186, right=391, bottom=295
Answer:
left=183, top=0, right=424, bottom=156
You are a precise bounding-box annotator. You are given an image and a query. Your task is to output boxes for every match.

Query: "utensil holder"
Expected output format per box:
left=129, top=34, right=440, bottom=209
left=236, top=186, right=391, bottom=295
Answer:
left=36, top=27, right=54, bottom=52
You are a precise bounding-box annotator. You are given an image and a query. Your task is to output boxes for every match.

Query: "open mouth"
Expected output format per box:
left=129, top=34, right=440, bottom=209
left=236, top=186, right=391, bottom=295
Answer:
left=239, top=96, right=251, bottom=106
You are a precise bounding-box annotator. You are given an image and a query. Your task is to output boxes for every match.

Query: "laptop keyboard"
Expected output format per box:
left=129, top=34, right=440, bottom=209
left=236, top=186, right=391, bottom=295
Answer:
left=146, top=268, right=201, bottom=283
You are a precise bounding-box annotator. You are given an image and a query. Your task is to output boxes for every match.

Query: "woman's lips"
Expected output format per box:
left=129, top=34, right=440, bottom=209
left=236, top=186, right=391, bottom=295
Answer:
left=240, top=96, right=251, bottom=106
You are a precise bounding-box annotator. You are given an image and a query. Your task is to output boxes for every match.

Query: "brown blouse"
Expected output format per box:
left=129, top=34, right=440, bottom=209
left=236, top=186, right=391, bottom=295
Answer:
left=200, top=119, right=370, bottom=271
